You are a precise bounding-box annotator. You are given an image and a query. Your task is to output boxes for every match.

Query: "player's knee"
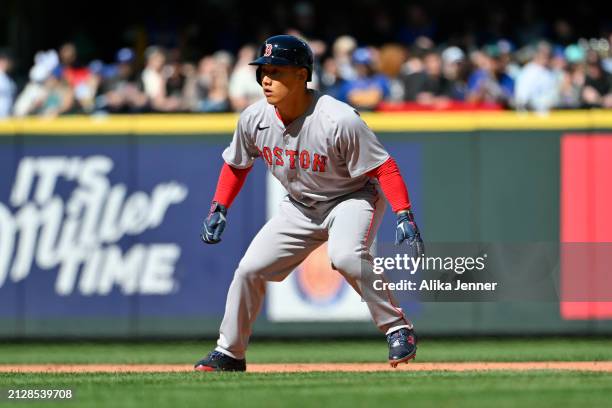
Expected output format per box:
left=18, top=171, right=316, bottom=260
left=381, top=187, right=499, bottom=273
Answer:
left=235, top=258, right=262, bottom=281
left=329, top=251, right=363, bottom=278
left=235, top=258, right=278, bottom=282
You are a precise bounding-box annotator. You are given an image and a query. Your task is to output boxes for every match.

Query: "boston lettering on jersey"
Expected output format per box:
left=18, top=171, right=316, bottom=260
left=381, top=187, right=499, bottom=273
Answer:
left=259, top=146, right=327, bottom=172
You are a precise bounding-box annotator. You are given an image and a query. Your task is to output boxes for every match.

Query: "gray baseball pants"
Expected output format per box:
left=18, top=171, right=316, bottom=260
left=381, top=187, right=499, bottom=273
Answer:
left=215, top=186, right=409, bottom=359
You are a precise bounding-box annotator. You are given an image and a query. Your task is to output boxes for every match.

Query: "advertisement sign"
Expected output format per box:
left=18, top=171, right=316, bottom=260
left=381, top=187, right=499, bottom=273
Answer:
left=0, top=137, right=267, bottom=327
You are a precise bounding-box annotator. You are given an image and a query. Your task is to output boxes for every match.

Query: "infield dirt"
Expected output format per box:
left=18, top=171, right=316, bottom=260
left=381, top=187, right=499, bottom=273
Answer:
left=2, top=362, right=612, bottom=373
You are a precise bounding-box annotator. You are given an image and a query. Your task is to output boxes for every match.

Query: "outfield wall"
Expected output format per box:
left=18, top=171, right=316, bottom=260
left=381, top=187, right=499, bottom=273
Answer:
left=0, top=111, right=611, bottom=338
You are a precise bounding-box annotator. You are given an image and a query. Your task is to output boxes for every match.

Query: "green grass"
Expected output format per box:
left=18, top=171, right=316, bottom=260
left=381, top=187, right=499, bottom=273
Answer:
left=2, top=371, right=612, bottom=408
left=1, top=339, right=612, bottom=408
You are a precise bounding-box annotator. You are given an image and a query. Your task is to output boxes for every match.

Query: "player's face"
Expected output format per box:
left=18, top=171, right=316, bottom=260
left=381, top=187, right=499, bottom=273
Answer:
left=260, top=65, right=307, bottom=104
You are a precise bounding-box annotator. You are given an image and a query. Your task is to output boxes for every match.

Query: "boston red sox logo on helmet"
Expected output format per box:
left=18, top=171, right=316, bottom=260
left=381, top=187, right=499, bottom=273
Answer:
left=249, top=35, right=314, bottom=85
left=264, top=44, right=273, bottom=57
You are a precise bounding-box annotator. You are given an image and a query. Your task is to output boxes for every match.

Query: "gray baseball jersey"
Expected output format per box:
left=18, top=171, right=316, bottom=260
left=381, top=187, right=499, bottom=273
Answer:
left=222, top=90, right=390, bottom=206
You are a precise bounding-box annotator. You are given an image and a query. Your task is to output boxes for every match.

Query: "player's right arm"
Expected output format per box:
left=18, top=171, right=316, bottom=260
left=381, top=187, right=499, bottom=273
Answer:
left=201, top=112, right=259, bottom=244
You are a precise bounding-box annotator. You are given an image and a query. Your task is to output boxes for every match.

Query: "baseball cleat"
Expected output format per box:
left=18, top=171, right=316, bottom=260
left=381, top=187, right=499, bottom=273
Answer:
left=387, top=327, right=417, bottom=368
left=194, top=350, right=246, bottom=372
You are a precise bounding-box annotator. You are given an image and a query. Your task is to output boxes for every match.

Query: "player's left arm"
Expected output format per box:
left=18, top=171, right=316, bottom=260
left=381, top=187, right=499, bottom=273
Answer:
left=366, top=158, right=424, bottom=256
left=336, top=109, right=424, bottom=256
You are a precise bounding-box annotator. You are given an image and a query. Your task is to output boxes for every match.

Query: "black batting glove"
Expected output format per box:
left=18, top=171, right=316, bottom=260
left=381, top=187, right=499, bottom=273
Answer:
left=395, top=209, right=425, bottom=258
left=201, top=202, right=227, bottom=244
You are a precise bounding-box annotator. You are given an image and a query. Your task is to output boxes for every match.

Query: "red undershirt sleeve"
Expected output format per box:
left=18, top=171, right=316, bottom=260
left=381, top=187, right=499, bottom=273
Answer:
left=366, top=157, right=411, bottom=213
left=212, top=162, right=253, bottom=208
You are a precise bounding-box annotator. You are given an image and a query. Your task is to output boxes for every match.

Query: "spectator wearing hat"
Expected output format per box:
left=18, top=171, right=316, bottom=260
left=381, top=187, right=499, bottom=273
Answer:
left=338, top=47, right=390, bottom=111
left=96, top=48, right=147, bottom=113
left=13, top=50, right=71, bottom=116
left=554, top=43, right=588, bottom=109
left=551, top=46, right=578, bottom=109
left=441, top=46, right=468, bottom=101
left=13, top=66, right=49, bottom=116
left=466, top=46, right=514, bottom=107
left=495, top=40, right=521, bottom=86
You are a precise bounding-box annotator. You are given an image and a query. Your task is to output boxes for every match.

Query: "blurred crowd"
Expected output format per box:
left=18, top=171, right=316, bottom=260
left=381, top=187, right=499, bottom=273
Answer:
left=1, top=32, right=612, bottom=118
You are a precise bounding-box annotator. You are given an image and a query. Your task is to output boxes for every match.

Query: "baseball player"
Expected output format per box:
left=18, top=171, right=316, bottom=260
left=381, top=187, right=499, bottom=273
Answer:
left=194, top=35, right=424, bottom=372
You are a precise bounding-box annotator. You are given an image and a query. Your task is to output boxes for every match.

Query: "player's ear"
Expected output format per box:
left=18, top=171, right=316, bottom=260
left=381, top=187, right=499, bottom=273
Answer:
left=296, top=67, right=308, bottom=82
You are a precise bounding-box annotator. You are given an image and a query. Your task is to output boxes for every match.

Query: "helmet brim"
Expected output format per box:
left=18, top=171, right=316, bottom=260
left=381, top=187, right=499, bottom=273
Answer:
left=248, top=56, right=295, bottom=66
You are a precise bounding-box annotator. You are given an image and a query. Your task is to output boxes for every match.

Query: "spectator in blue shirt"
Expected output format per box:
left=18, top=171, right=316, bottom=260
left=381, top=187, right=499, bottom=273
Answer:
left=467, top=46, right=514, bottom=106
left=338, top=47, right=390, bottom=111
